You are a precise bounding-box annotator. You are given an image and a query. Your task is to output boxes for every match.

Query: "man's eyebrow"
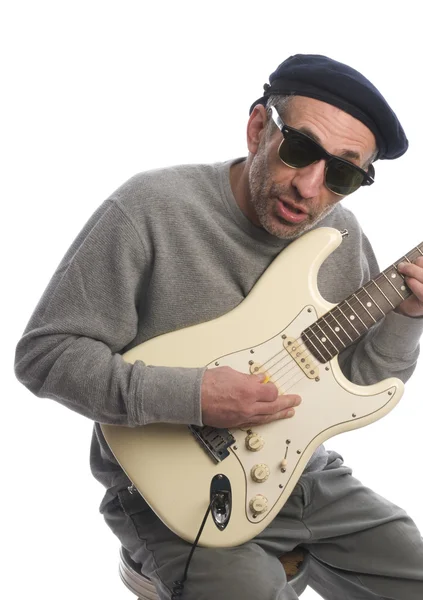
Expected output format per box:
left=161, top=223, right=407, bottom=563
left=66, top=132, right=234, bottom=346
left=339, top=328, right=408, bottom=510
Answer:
left=299, top=126, right=362, bottom=162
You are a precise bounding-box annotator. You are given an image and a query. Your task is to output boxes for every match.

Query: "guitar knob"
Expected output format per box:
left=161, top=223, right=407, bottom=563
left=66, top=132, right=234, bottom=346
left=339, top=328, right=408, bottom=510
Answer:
left=245, top=433, right=264, bottom=451
left=251, top=464, right=270, bottom=482
left=249, top=495, right=268, bottom=514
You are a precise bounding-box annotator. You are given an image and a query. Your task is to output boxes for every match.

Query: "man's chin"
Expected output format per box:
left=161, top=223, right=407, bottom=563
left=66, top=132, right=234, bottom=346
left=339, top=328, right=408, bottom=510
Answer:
left=261, top=214, right=313, bottom=240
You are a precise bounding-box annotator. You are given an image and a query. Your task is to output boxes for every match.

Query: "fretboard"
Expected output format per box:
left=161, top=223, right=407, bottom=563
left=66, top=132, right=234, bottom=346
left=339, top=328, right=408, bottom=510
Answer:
left=302, top=242, right=423, bottom=363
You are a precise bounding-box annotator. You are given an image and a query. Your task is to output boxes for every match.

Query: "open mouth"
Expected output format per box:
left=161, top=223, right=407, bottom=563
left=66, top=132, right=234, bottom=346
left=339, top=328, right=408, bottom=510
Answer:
left=277, top=199, right=308, bottom=224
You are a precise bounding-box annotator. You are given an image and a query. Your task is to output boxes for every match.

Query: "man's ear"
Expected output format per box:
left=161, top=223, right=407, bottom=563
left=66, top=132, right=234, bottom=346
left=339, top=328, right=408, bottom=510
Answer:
left=246, top=104, right=268, bottom=155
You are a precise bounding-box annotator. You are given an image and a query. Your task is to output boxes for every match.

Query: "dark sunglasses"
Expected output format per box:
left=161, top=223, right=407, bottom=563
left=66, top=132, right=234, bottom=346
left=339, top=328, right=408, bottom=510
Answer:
left=270, top=106, right=375, bottom=196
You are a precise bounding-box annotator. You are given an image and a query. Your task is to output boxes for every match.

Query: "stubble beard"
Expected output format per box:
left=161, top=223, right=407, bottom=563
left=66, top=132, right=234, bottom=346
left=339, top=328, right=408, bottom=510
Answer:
left=248, top=145, right=337, bottom=241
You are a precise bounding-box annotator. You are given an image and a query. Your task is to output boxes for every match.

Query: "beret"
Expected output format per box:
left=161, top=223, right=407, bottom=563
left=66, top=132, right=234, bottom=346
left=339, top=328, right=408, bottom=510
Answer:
left=249, top=54, right=408, bottom=160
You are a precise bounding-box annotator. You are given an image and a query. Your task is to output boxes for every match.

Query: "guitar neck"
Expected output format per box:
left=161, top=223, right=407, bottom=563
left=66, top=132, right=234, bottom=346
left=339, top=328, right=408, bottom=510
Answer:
left=302, top=241, right=423, bottom=363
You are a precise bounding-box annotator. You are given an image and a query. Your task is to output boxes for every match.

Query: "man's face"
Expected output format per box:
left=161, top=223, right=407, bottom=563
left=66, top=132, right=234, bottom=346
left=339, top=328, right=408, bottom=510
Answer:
left=247, top=96, right=377, bottom=240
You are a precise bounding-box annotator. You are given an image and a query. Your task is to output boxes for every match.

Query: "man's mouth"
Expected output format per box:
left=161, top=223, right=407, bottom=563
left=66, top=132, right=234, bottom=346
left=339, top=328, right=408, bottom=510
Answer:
left=276, top=198, right=309, bottom=224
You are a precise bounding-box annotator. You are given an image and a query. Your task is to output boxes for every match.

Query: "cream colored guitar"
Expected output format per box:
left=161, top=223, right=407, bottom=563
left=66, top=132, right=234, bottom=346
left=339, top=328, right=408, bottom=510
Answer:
left=101, top=227, right=422, bottom=548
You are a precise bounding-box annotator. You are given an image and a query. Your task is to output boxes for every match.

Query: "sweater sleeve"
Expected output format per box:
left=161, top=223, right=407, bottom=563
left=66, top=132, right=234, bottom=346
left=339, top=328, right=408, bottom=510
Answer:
left=14, top=199, right=203, bottom=427
left=339, top=312, right=423, bottom=384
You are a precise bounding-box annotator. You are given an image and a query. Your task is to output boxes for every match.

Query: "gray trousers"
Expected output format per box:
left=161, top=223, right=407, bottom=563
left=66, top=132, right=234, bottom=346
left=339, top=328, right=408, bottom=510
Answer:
left=103, top=452, right=423, bottom=599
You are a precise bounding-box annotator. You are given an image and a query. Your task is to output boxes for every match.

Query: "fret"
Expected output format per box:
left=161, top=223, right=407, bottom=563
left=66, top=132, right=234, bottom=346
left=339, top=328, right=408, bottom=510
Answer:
left=309, top=323, right=338, bottom=359
left=352, top=292, right=377, bottom=325
left=327, top=307, right=355, bottom=341
left=382, top=264, right=408, bottom=300
left=301, top=330, right=329, bottom=363
left=303, top=305, right=358, bottom=363
left=366, top=280, right=394, bottom=313
left=373, top=279, right=395, bottom=308
left=321, top=314, right=346, bottom=349
left=381, top=272, right=406, bottom=300
left=301, top=239, right=423, bottom=363
left=324, top=311, right=352, bottom=343
left=336, top=303, right=361, bottom=335
left=313, top=320, right=343, bottom=354
left=361, top=286, right=385, bottom=317
left=344, top=298, right=367, bottom=329
left=401, top=244, right=423, bottom=264
left=339, top=300, right=368, bottom=336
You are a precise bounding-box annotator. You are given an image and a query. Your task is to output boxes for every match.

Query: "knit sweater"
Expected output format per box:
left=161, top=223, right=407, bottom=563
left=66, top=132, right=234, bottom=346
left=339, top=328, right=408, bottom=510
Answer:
left=15, top=159, right=423, bottom=507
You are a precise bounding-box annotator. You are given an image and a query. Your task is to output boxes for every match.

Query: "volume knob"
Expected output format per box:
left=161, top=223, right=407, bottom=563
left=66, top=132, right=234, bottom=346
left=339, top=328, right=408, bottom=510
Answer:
left=245, top=433, right=264, bottom=451
left=251, top=464, right=270, bottom=483
left=249, top=495, right=268, bottom=514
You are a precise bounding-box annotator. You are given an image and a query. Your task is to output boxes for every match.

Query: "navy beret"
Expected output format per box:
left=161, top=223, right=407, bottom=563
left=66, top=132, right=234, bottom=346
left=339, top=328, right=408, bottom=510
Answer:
left=250, top=54, right=408, bottom=160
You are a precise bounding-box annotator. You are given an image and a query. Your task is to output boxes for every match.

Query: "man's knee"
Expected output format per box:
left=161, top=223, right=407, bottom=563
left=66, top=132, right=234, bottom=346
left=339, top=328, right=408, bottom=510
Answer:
left=156, top=546, right=291, bottom=600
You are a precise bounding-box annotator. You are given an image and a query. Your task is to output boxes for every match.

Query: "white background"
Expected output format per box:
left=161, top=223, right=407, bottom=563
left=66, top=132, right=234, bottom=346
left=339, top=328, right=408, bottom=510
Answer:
left=2, top=1, right=422, bottom=598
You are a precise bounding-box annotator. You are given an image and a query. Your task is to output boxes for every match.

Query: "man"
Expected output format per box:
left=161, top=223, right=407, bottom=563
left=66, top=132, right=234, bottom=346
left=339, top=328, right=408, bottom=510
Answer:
left=15, top=54, right=423, bottom=599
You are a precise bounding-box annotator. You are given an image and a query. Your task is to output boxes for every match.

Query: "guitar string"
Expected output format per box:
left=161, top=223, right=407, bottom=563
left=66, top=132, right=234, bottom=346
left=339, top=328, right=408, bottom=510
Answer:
left=272, top=252, right=415, bottom=390
left=268, top=246, right=418, bottom=371
left=269, top=347, right=316, bottom=391
left=261, top=326, right=352, bottom=395
left=255, top=287, right=373, bottom=381
left=264, top=297, right=384, bottom=389
left=266, top=246, right=422, bottom=391
left=257, top=344, right=313, bottom=394
left=253, top=339, right=319, bottom=393
left=256, top=325, right=340, bottom=390
left=249, top=269, right=412, bottom=393
left=237, top=248, right=420, bottom=395
left=278, top=258, right=412, bottom=363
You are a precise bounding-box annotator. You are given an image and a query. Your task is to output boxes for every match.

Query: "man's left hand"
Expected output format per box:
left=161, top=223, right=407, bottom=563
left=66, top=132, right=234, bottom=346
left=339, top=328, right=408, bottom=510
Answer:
left=396, top=256, right=423, bottom=318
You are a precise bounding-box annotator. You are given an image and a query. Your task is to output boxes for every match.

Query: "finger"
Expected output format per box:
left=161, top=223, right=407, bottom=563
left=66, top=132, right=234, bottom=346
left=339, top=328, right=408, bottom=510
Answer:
left=402, top=256, right=423, bottom=268
left=239, top=395, right=301, bottom=426
left=257, top=393, right=302, bottom=410
left=239, top=406, right=297, bottom=427
left=254, top=372, right=268, bottom=383
left=268, top=407, right=297, bottom=420
left=398, top=259, right=423, bottom=283
left=251, top=395, right=301, bottom=423
left=404, top=278, right=423, bottom=303
left=253, top=378, right=280, bottom=401
left=397, top=259, right=423, bottom=301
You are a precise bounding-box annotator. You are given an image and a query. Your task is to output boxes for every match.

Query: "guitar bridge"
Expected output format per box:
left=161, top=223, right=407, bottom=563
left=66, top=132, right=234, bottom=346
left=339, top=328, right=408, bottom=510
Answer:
left=188, top=425, right=235, bottom=463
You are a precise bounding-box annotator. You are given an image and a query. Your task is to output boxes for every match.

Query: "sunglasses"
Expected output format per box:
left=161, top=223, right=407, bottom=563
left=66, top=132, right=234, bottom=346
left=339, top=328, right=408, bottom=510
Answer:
left=270, top=106, right=375, bottom=196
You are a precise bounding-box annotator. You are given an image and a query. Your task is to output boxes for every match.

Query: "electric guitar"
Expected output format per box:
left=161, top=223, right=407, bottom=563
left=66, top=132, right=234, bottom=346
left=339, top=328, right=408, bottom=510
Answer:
left=101, top=227, right=422, bottom=548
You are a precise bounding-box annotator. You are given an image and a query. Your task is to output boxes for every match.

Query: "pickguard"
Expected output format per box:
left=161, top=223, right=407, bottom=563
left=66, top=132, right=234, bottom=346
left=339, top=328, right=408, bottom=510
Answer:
left=207, top=305, right=398, bottom=523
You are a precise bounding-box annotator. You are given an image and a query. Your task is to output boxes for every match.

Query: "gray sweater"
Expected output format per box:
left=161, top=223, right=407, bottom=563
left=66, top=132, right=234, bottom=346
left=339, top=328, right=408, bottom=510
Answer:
left=15, top=160, right=423, bottom=507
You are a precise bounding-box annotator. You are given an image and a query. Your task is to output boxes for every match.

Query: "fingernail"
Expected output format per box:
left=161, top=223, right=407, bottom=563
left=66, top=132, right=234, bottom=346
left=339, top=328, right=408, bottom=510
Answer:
left=294, top=397, right=302, bottom=406
left=287, top=410, right=295, bottom=418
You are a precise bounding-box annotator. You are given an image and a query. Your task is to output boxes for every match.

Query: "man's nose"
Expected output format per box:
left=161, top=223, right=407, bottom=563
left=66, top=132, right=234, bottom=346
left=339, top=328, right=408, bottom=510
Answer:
left=291, top=160, right=326, bottom=199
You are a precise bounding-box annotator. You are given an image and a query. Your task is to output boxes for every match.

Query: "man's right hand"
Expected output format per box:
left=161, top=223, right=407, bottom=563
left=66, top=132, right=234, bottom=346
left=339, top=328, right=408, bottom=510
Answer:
left=201, top=366, right=302, bottom=429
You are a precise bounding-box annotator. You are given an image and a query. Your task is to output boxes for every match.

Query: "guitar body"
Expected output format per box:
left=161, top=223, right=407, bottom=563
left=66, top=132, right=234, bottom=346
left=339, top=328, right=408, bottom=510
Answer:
left=101, top=227, right=403, bottom=547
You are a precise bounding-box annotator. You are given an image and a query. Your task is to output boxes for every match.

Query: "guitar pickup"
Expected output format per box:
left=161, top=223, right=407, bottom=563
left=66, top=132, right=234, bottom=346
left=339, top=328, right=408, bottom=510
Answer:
left=283, top=337, right=319, bottom=380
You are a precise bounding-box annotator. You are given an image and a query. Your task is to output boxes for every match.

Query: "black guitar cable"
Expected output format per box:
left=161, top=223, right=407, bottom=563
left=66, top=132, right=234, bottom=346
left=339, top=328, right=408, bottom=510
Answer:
left=171, top=494, right=221, bottom=599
